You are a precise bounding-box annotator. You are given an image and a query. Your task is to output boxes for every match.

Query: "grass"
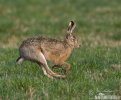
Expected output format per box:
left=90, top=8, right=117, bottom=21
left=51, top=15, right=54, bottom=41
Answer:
left=0, top=0, right=121, bottom=99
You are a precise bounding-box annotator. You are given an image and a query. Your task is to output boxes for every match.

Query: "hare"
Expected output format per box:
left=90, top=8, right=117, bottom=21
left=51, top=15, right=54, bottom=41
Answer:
left=16, top=21, right=80, bottom=79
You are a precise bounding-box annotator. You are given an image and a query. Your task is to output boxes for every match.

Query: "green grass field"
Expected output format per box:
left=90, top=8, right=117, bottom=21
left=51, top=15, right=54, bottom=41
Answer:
left=0, top=0, right=121, bottom=99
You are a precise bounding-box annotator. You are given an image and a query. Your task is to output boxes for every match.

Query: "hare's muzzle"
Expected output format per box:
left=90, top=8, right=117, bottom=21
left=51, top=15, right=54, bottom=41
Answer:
left=77, top=44, right=80, bottom=48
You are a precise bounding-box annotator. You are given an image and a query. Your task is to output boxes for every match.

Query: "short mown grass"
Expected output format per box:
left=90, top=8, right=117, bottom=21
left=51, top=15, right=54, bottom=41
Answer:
left=0, top=0, right=121, bottom=99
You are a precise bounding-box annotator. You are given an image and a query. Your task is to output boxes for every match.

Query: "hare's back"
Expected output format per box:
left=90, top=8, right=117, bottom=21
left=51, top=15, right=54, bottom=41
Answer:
left=20, top=37, right=45, bottom=47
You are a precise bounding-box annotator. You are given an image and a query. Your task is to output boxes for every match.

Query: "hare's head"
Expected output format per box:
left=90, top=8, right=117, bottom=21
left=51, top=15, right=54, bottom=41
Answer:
left=65, top=21, right=80, bottom=48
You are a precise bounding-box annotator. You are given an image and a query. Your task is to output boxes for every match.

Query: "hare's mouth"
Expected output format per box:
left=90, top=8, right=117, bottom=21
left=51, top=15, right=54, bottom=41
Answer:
left=75, top=44, right=80, bottom=48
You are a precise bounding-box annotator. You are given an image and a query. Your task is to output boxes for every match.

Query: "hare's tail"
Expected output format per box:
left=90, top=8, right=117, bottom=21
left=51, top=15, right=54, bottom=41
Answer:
left=16, top=56, right=24, bottom=64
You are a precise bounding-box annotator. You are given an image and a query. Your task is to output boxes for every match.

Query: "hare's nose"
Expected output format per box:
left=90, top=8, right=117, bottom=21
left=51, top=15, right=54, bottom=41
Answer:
left=78, top=44, right=81, bottom=48
left=76, top=44, right=80, bottom=48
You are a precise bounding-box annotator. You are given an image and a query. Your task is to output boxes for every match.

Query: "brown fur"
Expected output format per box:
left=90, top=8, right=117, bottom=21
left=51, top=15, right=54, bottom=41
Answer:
left=16, top=21, right=80, bottom=79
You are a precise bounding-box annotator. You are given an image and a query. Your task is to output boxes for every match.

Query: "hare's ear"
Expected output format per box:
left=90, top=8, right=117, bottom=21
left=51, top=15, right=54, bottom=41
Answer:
left=67, top=21, right=76, bottom=34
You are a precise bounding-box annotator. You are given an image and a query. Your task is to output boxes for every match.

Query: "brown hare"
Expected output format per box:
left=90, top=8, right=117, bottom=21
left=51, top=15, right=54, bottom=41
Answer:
left=16, top=21, right=80, bottom=79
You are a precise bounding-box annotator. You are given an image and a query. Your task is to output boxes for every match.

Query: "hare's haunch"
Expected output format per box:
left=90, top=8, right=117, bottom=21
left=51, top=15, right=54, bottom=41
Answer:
left=16, top=21, right=80, bottom=79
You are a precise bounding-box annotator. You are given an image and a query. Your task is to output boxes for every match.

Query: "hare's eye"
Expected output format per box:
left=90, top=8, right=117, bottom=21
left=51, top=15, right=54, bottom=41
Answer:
left=73, top=36, right=76, bottom=38
left=71, top=38, right=75, bottom=41
left=71, top=39, right=73, bottom=41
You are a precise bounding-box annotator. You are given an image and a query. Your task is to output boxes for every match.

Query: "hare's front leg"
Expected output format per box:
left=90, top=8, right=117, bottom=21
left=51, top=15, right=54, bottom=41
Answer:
left=63, top=62, right=70, bottom=74
left=52, top=65, right=62, bottom=69
left=52, top=63, right=70, bottom=74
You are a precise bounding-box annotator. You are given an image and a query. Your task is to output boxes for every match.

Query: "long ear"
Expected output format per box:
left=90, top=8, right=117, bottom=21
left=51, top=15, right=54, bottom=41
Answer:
left=67, top=21, right=76, bottom=34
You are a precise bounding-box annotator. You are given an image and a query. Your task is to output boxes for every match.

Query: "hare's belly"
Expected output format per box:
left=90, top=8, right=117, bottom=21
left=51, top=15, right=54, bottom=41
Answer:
left=44, top=51, right=70, bottom=64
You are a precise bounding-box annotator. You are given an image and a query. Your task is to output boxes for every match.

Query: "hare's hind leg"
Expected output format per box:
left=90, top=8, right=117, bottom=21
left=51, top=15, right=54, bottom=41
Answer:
left=52, top=63, right=70, bottom=75
left=41, top=66, right=53, bottom=79
left=37, top=52, right=66, bottom=79
left=35, top=52, right=53, bottom=79
left=16, top=57, right=24, bottom=64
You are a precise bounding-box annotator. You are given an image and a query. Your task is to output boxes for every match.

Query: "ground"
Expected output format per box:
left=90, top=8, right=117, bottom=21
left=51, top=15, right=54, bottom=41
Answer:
left=0, top=0, right=121, bottom=99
